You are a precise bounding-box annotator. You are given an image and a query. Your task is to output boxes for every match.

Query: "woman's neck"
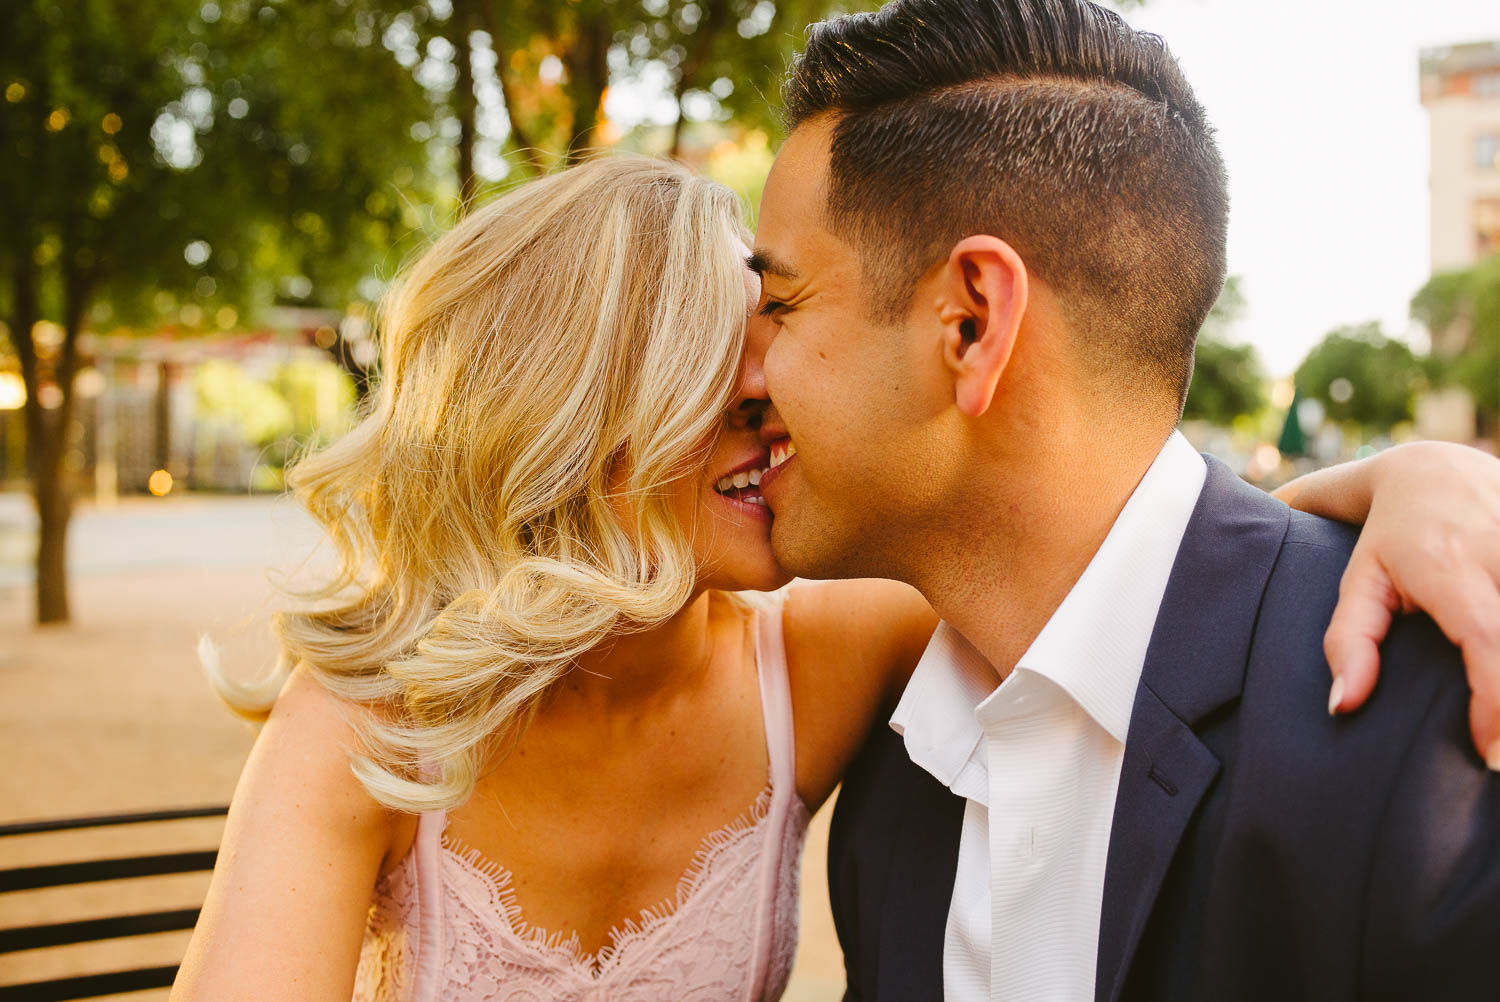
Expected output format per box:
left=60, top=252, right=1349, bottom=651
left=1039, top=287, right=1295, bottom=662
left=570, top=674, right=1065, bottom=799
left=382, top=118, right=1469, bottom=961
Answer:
left=559, top=589, right=727, bottom=711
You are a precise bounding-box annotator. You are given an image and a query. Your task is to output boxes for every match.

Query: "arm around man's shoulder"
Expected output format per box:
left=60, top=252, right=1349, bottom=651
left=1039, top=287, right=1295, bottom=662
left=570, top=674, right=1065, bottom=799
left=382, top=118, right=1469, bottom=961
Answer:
left=171, top=665, right=402, bottom=1001
left=780, top=579, right=937, bottom=813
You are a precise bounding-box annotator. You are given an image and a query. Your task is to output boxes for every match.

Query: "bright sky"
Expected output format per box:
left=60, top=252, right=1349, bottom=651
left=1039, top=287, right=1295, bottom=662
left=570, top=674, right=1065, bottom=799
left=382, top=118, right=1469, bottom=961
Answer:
left=1117, top=0, right=1500, bottom=374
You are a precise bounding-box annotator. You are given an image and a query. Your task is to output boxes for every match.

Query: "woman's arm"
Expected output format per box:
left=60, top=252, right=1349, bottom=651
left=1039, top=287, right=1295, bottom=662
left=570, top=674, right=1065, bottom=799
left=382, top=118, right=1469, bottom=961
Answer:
left=171, top=666, right=399, bottom=1001
left=782, top=580, right=939, bottom=813
left=1273, top=441, right=1500, bottom=764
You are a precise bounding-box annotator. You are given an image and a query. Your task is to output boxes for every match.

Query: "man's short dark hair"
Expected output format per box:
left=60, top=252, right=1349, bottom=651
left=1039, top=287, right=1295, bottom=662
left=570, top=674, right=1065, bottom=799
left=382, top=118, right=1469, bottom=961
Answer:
left=782, top=0, right=1228, bottom=413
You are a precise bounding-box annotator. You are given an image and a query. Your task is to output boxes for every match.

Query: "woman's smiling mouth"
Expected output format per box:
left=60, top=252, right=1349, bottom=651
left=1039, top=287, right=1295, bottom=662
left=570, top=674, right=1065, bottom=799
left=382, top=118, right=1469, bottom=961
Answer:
left=713, top=454, right=773, bottom=519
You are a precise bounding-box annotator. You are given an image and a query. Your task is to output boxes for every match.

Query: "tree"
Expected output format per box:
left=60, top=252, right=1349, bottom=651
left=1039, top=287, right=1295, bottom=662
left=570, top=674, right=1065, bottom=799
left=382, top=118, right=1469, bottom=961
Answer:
left=1411, top=258, right=1500, bottom=435
left=2, top=0, right=217, bottom=623
left=1182, top=276, right=1268, bottom=425
left=1294, top=323, right=1424, bottom=433
left=427, top=0, right=877, bottom=206
left=0, top=0, right=440, bottom=623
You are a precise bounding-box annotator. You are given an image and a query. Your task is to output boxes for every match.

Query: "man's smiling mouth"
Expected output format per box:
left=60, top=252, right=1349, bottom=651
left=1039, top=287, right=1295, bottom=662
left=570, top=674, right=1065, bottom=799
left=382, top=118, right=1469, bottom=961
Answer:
left=757, top=437, right=797, bottom=496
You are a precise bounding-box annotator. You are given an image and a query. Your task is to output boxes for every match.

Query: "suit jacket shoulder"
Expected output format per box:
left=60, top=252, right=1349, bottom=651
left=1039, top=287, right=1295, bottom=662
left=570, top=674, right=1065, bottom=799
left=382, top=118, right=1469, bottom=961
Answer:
left=1110, top=457, right=1500, bottom=1002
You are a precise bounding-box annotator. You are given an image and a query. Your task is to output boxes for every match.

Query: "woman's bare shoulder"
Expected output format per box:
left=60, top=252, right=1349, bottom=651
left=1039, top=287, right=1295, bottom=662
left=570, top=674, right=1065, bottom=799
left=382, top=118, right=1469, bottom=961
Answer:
left=780, top=580, right=937, bottom=811
left=783, top=580, right=936, bottom=689
left=253, top=665, right=401, bottom=841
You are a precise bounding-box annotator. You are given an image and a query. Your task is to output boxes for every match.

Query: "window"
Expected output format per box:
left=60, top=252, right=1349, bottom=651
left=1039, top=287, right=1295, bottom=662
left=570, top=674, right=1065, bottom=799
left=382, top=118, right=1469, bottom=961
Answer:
left=1475, top=72, right=1500, bottom=98
left=1478, top=133, right=1500, bottom=171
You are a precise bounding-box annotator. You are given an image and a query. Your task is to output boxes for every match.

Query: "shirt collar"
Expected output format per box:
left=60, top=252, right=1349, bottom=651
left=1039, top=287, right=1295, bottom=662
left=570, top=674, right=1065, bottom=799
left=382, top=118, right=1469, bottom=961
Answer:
left=890, top=431, right=1208, bottom=785
left=1014, top=431, right=1207, bottom=742
left=890, top=620, right=996, bottom=800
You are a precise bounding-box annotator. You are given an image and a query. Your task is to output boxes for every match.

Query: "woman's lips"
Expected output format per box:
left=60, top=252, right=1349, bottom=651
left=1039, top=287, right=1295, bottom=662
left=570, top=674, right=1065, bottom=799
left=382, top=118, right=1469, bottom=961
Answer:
left=713, top=484, right=772, bottom=522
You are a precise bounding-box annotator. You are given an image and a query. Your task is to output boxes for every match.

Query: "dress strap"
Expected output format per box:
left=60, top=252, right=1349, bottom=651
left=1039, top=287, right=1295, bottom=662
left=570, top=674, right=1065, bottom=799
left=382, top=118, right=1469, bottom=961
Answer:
left=746, top=589, right=797, bottom=1002
left=753, top=591, right=796, bottom=797
left=410, top=809, right=447, bottom=1002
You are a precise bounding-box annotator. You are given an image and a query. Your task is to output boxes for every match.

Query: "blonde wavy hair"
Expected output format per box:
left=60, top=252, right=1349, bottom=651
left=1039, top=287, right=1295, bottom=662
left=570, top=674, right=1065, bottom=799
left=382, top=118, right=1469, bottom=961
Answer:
left=207, top=156, right=751, bottom=812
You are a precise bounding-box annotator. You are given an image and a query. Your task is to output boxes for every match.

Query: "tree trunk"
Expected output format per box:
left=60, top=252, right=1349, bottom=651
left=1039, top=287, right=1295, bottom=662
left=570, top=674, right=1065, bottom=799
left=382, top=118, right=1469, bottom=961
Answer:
left=669, top=0, right=732, bottom=160
left=449, top=0, right=479, bottom=214
left=563, top=16, right=610, bottom=162
left=5, top=254, right=71, bottom=624
left=28, top=255, right=89, bottom=625
left=33, top=457, right=70, bottom=624
left=475, top=0, right=546, bottom=176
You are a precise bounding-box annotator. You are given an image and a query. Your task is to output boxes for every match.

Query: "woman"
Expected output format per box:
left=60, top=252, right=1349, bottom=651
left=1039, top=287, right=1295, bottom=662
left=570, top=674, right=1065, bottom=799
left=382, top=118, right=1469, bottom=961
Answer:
left=173, top=156, right=1490, bottom=1000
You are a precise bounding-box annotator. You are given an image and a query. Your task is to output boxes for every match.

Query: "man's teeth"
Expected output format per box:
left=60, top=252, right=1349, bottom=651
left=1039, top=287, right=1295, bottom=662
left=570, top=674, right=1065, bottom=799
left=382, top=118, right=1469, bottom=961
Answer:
left=769, top=441, right=797, bottom=468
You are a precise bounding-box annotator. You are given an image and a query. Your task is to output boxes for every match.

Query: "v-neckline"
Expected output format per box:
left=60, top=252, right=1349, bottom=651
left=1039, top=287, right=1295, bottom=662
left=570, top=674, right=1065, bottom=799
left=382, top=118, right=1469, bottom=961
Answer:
left=435, top=782, right=778, bottom=979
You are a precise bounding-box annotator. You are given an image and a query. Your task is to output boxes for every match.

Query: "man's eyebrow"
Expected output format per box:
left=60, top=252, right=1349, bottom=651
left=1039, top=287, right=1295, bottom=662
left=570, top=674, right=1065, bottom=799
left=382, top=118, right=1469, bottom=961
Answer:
left=746, top=249, right=798, bottom=280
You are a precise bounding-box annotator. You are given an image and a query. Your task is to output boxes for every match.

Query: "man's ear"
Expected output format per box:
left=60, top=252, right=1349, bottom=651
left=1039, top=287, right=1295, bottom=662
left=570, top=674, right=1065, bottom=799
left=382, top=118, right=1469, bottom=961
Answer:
left=937, top=236, right=1029, bottom=418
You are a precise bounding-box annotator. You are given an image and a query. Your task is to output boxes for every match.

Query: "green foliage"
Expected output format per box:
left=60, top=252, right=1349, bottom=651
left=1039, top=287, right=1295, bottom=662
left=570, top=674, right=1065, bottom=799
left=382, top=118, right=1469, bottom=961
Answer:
left=194, top=359, right=293, bottom=445
left=1184, top=338, right=1267, bottom=424
left=1411, top=258, right=1500, bottom=416
left=1294, top=322, right=1424, bottom=432
left=1182, top=277, right=1268, bottom=425
left=605, top=0, right=877, bottom=141
left=0, top=0, right=443, bottom=333
left=2, top=0, right=221, bottom=323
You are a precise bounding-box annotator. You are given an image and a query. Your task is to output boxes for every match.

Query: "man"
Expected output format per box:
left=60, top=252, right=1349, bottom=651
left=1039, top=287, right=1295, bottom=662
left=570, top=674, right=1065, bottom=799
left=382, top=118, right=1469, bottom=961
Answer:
left=745, top=0, right=1500, bottom=997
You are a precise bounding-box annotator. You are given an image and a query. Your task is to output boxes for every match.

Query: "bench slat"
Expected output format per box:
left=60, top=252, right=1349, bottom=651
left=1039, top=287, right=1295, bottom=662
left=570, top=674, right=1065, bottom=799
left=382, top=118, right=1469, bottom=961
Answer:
left=0, top=851, right=217, bottom=892
left=0, top=907, right=202, bottom=954
left=0, top=807, right=227, bottom=837
left=0, top=965, right=178, bottom=1001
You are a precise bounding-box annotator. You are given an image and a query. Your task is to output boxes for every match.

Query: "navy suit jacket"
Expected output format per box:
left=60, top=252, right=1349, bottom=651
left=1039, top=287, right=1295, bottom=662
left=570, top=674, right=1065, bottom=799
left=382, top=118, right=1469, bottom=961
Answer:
left=828, top=456, right=1500, bottom=1001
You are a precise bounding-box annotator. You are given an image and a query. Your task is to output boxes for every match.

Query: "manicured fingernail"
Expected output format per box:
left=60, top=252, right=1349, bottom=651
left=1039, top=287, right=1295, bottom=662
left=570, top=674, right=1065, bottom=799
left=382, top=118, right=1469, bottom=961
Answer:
left=1327, top=676, right=1345, bottom=716
left=1487, top=740, right=1500, bottom=773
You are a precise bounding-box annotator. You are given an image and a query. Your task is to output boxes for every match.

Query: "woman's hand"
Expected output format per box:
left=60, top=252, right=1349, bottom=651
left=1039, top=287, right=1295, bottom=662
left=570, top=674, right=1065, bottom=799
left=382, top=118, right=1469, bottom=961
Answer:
left=1275, top=441, right=1500, bottom=765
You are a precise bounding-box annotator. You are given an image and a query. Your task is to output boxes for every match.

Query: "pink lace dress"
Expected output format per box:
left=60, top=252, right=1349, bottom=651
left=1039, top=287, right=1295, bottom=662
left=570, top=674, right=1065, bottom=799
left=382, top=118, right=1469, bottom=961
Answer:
left=352, top=596, right=810, bottom=1002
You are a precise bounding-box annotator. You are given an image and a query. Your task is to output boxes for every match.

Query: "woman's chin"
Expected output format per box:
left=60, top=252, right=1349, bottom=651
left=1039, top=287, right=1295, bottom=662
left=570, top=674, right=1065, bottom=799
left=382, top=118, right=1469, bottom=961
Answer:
left=701, top=546, right=792, bottom=595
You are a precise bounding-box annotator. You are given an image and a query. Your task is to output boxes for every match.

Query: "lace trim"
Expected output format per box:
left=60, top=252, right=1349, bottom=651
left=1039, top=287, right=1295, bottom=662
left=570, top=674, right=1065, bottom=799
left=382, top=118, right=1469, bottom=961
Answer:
left=437, top=783, right=775, bottom=979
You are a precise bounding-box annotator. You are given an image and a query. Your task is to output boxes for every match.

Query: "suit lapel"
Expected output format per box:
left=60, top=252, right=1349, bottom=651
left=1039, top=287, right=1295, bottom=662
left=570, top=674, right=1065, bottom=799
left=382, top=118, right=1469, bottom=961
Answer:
left=1095, top=458, right=1291, bottom=1002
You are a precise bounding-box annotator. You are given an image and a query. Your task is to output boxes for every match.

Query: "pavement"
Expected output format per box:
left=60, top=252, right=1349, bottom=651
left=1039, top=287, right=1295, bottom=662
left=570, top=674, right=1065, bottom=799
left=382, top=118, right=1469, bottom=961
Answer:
left=0, top=491, right=845, bottom=999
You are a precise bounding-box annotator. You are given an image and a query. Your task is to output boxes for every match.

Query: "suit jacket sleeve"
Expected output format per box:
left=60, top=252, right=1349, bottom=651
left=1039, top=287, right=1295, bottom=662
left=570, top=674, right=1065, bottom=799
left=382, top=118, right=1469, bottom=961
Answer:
left=1360, top=613, right=1500, bottom=999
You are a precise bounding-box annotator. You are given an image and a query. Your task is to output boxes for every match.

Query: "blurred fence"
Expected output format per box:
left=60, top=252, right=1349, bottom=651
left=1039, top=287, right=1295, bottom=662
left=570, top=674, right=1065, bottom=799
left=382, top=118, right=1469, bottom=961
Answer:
left=0, top=331, right=355, bottom=499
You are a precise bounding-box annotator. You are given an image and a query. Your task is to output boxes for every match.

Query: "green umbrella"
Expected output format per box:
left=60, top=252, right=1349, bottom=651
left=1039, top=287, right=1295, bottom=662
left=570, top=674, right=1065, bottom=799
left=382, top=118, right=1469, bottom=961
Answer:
left=1278, top=389, right=1307, bottom=457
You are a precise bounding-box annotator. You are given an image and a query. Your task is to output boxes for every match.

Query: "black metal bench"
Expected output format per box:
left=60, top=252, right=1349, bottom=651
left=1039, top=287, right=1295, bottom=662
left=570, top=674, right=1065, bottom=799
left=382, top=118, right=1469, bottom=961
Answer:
left=0, top=806, right=228, bottom=1001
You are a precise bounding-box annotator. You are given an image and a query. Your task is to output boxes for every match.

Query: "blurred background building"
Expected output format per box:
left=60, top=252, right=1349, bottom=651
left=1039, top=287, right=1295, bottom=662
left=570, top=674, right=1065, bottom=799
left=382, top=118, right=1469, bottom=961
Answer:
left=1417, top=40, right=1500, bottom=444
left=1422, top=40, right=1500, bottom=270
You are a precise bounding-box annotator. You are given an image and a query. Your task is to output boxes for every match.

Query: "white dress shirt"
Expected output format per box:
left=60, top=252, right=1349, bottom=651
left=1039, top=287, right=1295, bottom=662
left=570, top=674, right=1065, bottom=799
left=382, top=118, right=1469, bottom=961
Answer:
left=890, top=431, right=1207, bottom=1002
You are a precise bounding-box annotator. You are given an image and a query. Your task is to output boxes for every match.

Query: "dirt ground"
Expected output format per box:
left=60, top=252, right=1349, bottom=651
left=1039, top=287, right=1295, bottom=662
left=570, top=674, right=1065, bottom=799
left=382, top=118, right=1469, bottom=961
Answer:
left=0, top=493, right=845, bottom=1000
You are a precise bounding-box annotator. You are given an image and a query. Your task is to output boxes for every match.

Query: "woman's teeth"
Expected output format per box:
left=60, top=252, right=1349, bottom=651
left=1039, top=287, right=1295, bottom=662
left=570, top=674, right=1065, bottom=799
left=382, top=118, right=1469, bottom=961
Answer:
left=714, top=441, right=794, bottom=498
left=715, top=467, right=767, bottom=493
